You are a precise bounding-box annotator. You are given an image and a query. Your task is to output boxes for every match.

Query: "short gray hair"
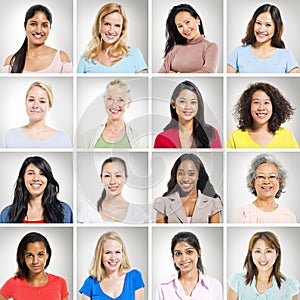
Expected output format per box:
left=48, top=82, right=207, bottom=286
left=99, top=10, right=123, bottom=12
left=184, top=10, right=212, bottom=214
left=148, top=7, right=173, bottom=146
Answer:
left=246, top=153, right=287, bottom=198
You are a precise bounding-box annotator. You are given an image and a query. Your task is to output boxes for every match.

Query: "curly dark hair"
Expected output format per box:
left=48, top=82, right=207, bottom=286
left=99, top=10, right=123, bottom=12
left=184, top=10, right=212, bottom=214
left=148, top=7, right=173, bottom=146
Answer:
left=242, top=3, right=285, bottom=48
left=233, top=82, right=294, bottom=133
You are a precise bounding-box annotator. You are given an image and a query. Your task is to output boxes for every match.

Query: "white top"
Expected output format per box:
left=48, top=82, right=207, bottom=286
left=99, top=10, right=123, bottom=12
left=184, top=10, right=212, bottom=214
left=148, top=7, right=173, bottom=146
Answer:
left=231, top=202, right=297, bottom=223
left=77, top=202, right=147, bottom=224
left=2, top=127, right=71, bottom=148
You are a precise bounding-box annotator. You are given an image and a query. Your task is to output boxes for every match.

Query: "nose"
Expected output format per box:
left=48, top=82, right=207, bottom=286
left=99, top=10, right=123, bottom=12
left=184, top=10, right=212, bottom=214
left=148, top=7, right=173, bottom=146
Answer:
left=32, top=255, right=38, bottom=264
left=109, top=175, right=116, bottom=184
left=33, top=173, right=40, bottom=181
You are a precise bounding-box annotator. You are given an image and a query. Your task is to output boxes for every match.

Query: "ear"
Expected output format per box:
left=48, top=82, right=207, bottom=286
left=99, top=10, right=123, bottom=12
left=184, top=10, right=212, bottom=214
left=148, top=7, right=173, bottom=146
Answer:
left=196, top=16, right=201, bottom=25
left=170, top=99, right=176, bottom=108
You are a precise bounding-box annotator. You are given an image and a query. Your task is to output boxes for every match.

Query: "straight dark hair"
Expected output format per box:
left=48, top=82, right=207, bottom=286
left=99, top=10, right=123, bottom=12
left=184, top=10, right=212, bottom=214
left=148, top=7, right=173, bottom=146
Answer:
left=8, top=156, right=64, bottom=223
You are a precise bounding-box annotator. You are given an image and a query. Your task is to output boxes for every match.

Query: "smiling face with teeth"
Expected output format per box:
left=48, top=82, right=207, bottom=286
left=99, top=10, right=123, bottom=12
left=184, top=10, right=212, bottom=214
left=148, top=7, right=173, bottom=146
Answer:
left=25, top=11, right=51, bottom=46
left=102, top=239, right=123, bottom=274
left=250, top=90, right=273, bottom=129
left=254, top=11, right=275, bottom=45
left=174, top=11, right=201, bottom=41
left=100, top=12, right=123, bottom=46
left=252, top=239, right=278, bottom=274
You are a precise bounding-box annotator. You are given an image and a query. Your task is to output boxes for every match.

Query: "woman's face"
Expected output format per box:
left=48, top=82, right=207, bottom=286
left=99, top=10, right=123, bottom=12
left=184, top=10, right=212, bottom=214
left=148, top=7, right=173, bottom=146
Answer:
left=25, top=11, right=51, bottom=46
left=176, top=159, right=199, bottom=195
left=24, top=163, right=48, bottom=199
left=173, top=89, right=198, bottom=125
left=100, top=12, right=123, bottom=46
left=173, top=241, right=199, bottom=274
left=250, top=90, right=272, bottom=128
left=102, top=239, right=123, bottom=273
left=101, top=161, right=127, bottom=198
left=174, top=11, right=201, bottom=41
left=104, top=85, right=131, bottom=121
left=25, top=86, right=51, bottom=122
left=24, top=241, right=49, bottom=275
left=254, top=11, right=275, bottom=44
left=254, top=162, right=280, bottom=200
left=252, top=239, right=277, bottom=273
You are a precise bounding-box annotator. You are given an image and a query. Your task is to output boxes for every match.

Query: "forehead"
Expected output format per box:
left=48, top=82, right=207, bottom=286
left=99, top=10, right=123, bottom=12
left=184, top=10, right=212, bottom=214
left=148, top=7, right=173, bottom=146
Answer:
left=251, top=90, right=270, bottom=100
left=178, top=159, right=198, bottom=170
left=106, top=85, right=128, bottom=98
left=256, top=11, right=274, bottom=23
left=25, top=163, right=41, bottom=172
left=176, top=89, right=197, bottom=100
left=175, top=11, right=193, bottom=23
left=27, top=86, right=48, bottom=98
left=103, top=239, right=122, bottom=249
left=256, top=162, right=278, bottom=173
left=25, top=241, right=46, bottom=252
left=103, top=161, right=125, bottom=172
left=27, top=11, right=49, bottom=22
left=253, top=238, right=273, bottom=249
left=102, top=11, right=123, bottom=24
left=174, top=241, right=195, bottom=251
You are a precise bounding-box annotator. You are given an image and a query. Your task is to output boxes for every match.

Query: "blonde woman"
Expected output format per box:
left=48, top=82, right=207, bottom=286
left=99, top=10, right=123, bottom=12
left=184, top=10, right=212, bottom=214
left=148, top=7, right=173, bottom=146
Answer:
left=2, top=81, right=71, bottom=148
left=77, top=3, right=147, bottom=73
left=79, top=231, right=144, bottom=300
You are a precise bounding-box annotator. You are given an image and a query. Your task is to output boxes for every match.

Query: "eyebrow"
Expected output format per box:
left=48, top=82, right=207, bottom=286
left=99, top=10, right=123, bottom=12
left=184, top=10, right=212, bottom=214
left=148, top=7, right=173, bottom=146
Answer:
left=175, top=17, right=191, bottom=26
left=174, top=247, right=194, bottom=252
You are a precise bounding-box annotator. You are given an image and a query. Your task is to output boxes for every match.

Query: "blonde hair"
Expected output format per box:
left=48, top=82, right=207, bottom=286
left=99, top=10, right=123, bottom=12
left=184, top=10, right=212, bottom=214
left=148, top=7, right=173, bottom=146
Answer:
left=25, top=81, right=54, bottom=108
left=104, top=78, right=131, bottom=100
left=89, top=231, right=131, bottom=281
left=85, top=3, right=129, bottom=61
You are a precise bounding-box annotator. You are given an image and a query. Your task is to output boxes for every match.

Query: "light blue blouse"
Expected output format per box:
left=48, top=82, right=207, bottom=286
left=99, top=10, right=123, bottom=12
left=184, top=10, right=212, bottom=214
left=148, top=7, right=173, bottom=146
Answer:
left=77, top=47, right=147, bottom=73
left=227, top=45, right=298, bottom=73
left=228, top=272, right=300, bottom=300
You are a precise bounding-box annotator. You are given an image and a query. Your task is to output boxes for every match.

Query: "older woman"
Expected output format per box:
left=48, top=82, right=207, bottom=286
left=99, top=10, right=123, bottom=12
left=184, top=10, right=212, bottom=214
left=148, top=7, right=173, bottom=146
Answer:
left=79, top=231, right=144, bottom=300
left=228, top=231, right=300, bottom=299
left=77, top=3, right=147, bottom=73
left=231, top=153, right=296, bottom=223
left=83, top=79, right=146, bottom=148
left=1, top=81, right=71, bottom=148
left=227, top=82, right=298, bottom=148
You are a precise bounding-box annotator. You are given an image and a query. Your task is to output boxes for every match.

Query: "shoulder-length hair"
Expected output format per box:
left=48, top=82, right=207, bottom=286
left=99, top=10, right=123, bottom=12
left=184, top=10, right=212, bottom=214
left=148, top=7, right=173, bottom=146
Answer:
left=246, top=153, right=287, bottom=198
left=89, top=231, right=130, bottom=281
left=25, top=81, right=54, bottom=107
left=97, top=157, right=128, bottom=211
left=164, top=80, right=216, bottom=148
left=84, top=3, right=129, bottom=61
left=16, top=232, right=52, bottom=278
left=164, top=4, right=204, bottom=57
left=8, top=156, right=64, bottom=223
left=163, top=153, right=220, bottom=199
left=233, top=82, right=294, bottom=133
left=10, top=5, right=53, bottom=73
left=242, top=4, right=285, bottom=48
left=243, top=231, right=286, bottom=288
left=171, top=231, right=205, bottom=274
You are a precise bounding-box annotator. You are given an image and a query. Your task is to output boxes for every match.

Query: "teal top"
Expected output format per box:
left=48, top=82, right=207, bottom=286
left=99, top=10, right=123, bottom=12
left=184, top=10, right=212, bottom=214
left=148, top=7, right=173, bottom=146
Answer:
left=94, top=134, right=131, bottom=148
left=228, top=272, right=300, bottom=300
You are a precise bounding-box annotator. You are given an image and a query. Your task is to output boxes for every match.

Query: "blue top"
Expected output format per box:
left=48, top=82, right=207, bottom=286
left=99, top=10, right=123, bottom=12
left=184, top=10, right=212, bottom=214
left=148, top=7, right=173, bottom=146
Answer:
left=227, top=45, right=298, bottom=73
left=79, top=269, right=144, bottom=300
left=0, top=201, right=73, bottom=223
left=228, top=272, right=300, bottom=300
left=2, top=128, right=71, bottom=148
left=77, top=47, right=147, bottom=73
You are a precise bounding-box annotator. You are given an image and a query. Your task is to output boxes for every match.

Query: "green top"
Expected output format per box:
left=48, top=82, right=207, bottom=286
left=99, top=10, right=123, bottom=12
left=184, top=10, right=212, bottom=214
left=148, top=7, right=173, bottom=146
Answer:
left=95, top=134, right=131, bottom=148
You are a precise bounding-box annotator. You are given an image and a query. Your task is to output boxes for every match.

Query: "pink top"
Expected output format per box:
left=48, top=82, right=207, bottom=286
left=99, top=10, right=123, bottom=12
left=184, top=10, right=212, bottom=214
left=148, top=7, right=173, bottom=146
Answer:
left=156, top=272, right=223, bottom=300
left=159, top=36, right=219, bottom=73
left=1, top=50, right=72, bottom=73
left=231, top=202, right=297, bottom=223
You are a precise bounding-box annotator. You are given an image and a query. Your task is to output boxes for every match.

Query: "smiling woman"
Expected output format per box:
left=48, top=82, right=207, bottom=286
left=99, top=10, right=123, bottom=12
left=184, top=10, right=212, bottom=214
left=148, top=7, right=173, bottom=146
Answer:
left=1, top=4, right=72, bottom=73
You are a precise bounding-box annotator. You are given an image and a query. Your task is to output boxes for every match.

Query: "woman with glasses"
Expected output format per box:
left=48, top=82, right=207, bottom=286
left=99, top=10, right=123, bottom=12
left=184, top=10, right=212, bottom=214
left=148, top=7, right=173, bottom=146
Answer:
left=83, top=79, right=147, bottom=148
left=231, top=153, right=296, bottom=223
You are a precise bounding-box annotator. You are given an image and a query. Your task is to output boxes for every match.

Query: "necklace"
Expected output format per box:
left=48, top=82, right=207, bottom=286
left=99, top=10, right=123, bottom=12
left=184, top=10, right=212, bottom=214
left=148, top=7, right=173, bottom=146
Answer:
left=28, top=273, right=48, bottom=294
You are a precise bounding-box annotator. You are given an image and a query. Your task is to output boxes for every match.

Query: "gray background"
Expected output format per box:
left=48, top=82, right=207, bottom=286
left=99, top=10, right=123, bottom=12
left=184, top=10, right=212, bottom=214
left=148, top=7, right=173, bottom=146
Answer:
left=152, top=0, right=223, bottom=73
left=0, top=227, right=73, bottom=299
left=0, top=0, right=73, bottom=67
left=77, top=0, right=148, bottom=69
left=77, top=226, right=148, bottom=300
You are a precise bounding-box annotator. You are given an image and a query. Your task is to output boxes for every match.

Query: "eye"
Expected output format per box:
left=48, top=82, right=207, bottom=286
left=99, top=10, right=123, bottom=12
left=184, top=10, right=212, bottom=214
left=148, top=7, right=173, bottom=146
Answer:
left=42, top=23, right=49, bottom=28
left=188, top=171, right=196, bottom=176
left=174, top=252, right=181, bottom=256
left=191, top=100, right=197, bottom=105
left=177, top=170, right=184, bottom=176
left=186, top=250, right=193, bottom=255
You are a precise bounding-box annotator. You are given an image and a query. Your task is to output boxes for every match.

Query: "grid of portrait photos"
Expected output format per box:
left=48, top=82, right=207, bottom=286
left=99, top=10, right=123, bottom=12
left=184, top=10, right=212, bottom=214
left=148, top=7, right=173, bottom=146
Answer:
left=0, top=0, right=300, bottom=299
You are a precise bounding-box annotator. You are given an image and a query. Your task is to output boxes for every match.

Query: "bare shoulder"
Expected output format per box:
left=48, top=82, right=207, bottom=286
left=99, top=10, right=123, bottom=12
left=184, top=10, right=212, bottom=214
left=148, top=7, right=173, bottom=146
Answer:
left=3, top=54, right=13, bottom=66
left=59, top=50, right=71, bottom=62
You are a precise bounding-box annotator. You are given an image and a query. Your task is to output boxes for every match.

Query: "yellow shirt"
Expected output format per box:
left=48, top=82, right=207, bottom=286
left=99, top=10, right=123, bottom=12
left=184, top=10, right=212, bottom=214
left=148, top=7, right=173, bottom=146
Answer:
left=227, top=127, right=299, bottom=148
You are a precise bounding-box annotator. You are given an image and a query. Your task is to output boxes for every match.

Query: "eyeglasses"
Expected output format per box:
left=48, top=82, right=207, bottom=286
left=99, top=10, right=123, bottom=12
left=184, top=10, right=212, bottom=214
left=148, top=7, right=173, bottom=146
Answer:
left=254, top=175, right=278, bottom=183
left=104, top=97, right=128, bottom=106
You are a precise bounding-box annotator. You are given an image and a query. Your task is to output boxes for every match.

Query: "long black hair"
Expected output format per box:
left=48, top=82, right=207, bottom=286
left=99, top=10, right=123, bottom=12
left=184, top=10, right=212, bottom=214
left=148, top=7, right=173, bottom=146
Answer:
left=97, top=157, right=128, bottom=211
left=8, top=156, right=64, bottom=223
left=163, top=153, right=220, bottom=199
left=164, top=4, right=204, bottom=57
left=164, top=80, right=216, bottom=148
left=16, top=232, right=52, bottom=278
left=10, top=4, right=53, bottom=73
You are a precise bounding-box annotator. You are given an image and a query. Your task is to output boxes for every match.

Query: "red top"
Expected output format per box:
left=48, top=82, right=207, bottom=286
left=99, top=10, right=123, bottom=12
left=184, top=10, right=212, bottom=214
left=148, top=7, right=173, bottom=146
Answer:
left=23, top=219, right=47, bottom=224
left=154, top=127, right=222, bottom=148
left=0, top=274, right=69, bottom=300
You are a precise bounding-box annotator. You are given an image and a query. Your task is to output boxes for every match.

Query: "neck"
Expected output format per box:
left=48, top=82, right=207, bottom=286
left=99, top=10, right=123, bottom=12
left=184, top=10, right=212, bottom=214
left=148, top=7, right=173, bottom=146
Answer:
left=27, top=271, right=48, bottom=285
left=103, top=194, right=126, bottom=204
left=253, top=40, right=273, bottom=50
left=180, top=188, right=198, bottom=200
left=26, top=120, right=47, bottom=130
left=254, top=197, right=277, bottom=207
left=178, top=120, right=194, bottom=133
left=27, top=43, right=46, bottom=55
left=250, top=122, right=270, bottom=132
left=257, top=270, right=273, bottom=282
left=106, top=119, right=125, bottom=130
left=28, top=195, right=43, bottom=206
left=105, top=269, right=121, bottom=279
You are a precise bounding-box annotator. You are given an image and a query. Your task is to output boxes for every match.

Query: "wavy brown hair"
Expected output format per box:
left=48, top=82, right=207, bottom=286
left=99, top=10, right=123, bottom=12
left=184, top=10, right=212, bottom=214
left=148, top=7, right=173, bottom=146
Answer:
left=242, top=3, right=285, bottom=48
left=243, top=231, right=285, bottom=288
left=84, top=3, right=129, bottom=61
left=233, top=82, right=294, bottom=133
